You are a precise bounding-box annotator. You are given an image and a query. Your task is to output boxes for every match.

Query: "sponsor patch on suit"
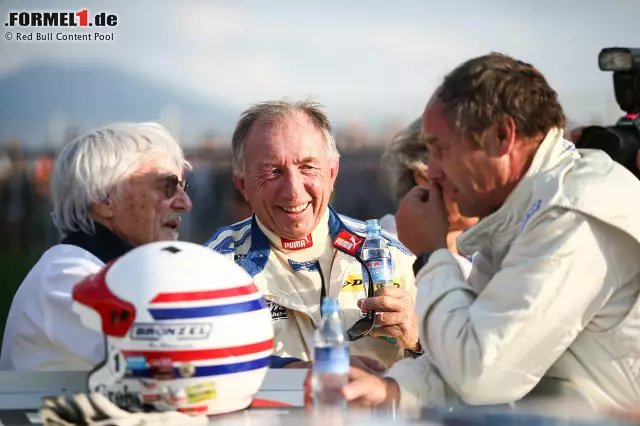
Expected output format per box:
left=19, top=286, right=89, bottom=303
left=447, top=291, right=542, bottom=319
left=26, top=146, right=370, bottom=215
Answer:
left=288, top=259, right=318, bottom=272
left=340, top=273, right=402, bottom=292
left=266, top=301, right=289, bottom=321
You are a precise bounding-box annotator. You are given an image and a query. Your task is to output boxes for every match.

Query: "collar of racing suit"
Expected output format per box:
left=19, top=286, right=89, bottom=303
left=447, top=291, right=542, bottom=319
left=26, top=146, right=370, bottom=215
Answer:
left=254, top=207, right=331, bottom=261
left=235, top=205, right=367, bottom=277
left=60, top=221, right=134, bottom=264
left=236, top=206, right=369, bottom=324
left=456, top=127, right=579, bottom=258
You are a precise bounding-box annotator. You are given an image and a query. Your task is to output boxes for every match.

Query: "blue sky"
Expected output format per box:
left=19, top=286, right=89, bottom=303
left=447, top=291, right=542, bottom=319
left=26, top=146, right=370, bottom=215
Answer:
left=0, top=0, right=637, bottom=133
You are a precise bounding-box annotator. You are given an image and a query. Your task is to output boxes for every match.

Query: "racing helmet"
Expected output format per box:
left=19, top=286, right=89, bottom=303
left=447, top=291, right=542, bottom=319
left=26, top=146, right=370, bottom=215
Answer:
left=71, top=241, right=274, bottom=416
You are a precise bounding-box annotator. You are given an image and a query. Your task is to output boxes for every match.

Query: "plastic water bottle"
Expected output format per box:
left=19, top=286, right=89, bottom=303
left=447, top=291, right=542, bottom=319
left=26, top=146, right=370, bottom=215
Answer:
left=361, top=219, right=394, bottom=290
left=361, top=219, right=397, bottom=344
left=312, top=297, right=349, bottom=412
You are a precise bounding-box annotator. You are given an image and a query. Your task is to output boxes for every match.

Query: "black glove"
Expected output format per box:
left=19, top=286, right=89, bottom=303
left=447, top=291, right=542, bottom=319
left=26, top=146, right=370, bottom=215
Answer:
left=40, top=392, right=209, bottom=426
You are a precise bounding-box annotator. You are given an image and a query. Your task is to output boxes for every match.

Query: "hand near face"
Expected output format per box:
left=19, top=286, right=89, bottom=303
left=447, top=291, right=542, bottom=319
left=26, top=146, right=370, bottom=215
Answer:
left=395, top=182, right=449, bottom=255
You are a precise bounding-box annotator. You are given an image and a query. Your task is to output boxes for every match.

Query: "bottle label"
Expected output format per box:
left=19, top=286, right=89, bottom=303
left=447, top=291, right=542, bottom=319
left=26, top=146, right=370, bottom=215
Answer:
left=313, top=347, right=349, bottom=374
left=363, top=257, right=393, bottom=286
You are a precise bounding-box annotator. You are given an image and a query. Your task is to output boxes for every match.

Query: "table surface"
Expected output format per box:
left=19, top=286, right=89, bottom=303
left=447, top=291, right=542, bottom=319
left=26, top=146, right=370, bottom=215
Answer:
left=1, top=409, right=635, bottom=426
left=0, top=407, right=311, bottom=426
left=0, top=371, right=634, bottom=426
left=0, top=369, right=308, bottom=425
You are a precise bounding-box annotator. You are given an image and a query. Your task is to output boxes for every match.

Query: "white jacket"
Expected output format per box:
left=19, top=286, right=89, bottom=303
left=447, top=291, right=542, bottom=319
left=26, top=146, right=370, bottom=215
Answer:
left=387, top=128, right=640, bottom=412
left=380, top=213, right=474, bottom=278
left=0, top=245, right=105, bottom=371
left=205, top=206, right=417, bottom=367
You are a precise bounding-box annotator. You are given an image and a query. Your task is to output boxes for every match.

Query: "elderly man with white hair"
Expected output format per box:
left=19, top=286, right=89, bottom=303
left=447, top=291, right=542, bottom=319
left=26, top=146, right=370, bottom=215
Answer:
left=0, top=122, right=193, bottom=371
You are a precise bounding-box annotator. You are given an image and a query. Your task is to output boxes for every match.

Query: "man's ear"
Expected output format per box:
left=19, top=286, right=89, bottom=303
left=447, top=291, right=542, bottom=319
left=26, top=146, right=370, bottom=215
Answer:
left=486, top=115, right=516, bottom=157
left=92, top=197, right=114, bottom=219
left=233, top=175, right=249, bottom=201
left=329, top=157, right=340, bottom=188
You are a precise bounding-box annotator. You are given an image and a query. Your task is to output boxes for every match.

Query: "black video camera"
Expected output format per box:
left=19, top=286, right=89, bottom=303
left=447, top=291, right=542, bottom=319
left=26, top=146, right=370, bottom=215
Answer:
left=575, top=47, right=640, bottom=178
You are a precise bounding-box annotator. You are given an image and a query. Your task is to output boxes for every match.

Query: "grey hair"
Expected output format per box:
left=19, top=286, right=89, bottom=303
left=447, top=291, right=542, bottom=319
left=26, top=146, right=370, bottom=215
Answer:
left=51, top=122, right=192, bottom=237
left=231, top=99, right=340, bottom=176
left=381, top=118, right=429, bottom=202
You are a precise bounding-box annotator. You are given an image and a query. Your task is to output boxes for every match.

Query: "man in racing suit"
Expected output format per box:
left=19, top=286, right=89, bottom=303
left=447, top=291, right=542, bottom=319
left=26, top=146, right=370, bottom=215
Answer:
left=205, top=99, right=421, bottom=367
left=332, top=53, right=640, bottom=412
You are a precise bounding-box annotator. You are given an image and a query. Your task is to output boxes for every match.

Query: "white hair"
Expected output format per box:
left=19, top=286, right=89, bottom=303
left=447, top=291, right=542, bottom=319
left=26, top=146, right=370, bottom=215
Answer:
left=51, top=122, right=192, bottom=237
left=231, top=99, right=340, bottom=176
left=381, top=118, right=430, bottom=202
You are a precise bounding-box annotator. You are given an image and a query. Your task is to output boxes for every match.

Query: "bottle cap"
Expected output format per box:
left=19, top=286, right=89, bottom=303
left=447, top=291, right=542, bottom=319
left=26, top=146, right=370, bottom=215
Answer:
left=365, top=219, right=381, bottom=233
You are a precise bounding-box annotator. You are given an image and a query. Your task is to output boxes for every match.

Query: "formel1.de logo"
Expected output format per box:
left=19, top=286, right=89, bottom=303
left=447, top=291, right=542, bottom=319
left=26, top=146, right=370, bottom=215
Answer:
left=5, top=10, right=118, bottom=27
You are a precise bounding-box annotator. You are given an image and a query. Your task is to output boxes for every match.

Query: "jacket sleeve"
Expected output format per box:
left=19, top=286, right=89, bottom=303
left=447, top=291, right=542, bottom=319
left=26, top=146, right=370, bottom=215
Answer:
left=36, top=255, right=106, bottom=368
left=412, top=208, right=611, bottom=405
left=385, top=354, right=452, bottom=413
left=452, top=253, right=474, bottom=281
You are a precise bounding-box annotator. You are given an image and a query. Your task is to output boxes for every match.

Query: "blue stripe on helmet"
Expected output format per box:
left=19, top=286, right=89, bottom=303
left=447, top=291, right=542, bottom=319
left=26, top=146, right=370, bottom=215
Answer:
left=148, top=298, right=266, bottom=320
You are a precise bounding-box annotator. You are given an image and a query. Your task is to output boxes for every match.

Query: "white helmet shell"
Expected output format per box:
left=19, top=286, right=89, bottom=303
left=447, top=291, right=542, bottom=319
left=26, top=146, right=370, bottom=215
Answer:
left=71, top=241, right=274, bottom=416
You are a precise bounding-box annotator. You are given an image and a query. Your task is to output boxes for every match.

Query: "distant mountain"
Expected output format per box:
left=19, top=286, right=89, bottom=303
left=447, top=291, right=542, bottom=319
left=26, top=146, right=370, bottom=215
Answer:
left=0, top=63, right=237, bottom=148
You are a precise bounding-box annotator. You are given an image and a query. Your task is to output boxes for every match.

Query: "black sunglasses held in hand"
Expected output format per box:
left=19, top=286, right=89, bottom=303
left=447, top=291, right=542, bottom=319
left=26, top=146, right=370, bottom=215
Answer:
left=163, top=175, right=189, bottom=199
left=346, top=255, right=376, bottom=341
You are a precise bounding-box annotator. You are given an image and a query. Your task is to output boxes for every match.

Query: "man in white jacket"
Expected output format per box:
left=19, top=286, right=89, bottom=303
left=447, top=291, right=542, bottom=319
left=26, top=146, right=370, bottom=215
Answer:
left=0, top=123, right=193, bottom=371
left=337, top=53, right=640, bottom=412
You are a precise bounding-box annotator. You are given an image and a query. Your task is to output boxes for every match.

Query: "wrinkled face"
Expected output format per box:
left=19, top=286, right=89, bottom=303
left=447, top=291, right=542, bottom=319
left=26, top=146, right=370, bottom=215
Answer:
left=234, top=112, right=339, bottom=240
left=103, top=158, right=193, bottom=247
left=423, top=97, right=505, bottom=219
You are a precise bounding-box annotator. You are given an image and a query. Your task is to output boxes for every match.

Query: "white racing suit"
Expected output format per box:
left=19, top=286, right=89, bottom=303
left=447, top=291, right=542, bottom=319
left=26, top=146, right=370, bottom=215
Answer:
left=205, top=206, right=417, bottom=367
left=386, top=128, right=640, bottom=412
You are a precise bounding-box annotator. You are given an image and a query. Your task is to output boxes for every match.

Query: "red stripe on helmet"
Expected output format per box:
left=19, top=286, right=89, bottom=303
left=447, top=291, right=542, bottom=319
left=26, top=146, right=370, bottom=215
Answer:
left=150, top=283, right=258, bottom=303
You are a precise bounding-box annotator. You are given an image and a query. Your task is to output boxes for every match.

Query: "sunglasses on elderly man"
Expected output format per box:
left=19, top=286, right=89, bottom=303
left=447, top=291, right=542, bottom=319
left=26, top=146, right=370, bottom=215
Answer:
left=162, top=175, right=189, bottom=198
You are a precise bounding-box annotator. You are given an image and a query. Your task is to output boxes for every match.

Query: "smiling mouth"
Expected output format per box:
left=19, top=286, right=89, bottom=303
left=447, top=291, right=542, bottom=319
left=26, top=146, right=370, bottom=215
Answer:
left=280, top=203, right=310, bottom=214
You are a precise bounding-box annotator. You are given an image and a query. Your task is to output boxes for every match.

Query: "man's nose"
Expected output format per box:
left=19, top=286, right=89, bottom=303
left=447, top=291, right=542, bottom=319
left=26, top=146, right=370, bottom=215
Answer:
left=282, top=169, right=304, bottom=199
left=172, top=187, right=193, bottom=212
left=426, top=160, right=444, bottom=182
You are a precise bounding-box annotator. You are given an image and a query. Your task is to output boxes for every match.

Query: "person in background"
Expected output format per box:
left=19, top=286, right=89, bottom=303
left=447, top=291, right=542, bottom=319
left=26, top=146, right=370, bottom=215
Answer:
left=205, top=99, right=421, bottom=368
left=380, top=118, right=479, bottom=275
left=0, top=122, right=193, bottom=371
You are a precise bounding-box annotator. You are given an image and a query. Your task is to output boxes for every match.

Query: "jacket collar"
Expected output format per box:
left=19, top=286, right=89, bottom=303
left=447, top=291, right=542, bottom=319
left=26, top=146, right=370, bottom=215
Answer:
left=60, top=222, right=134, bottom=264
left=238, top=205, right=367, bottom=277
left=457, top=128, right=578, bottom=256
